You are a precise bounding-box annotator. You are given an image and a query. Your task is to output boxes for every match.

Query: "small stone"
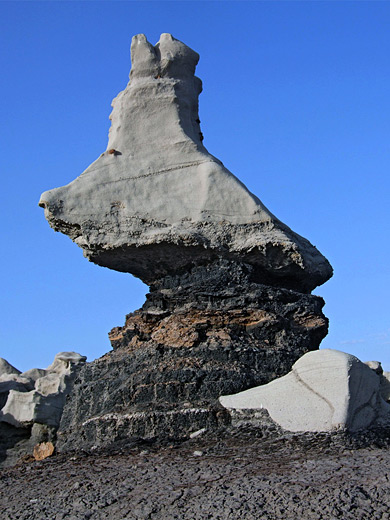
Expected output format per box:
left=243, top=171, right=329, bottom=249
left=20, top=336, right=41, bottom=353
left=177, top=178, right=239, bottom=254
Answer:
left=33, top=441, right=55, bottom=461
left=193, top=451, right=203, bottom=457
left=190, top=428, right=206, bottom=439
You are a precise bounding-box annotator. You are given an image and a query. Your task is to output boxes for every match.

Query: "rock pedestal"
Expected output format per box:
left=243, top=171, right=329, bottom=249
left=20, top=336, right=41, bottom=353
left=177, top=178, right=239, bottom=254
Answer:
left=57, top=261, right=328, bottom=451
left=39, top=34, right=333, bottom=452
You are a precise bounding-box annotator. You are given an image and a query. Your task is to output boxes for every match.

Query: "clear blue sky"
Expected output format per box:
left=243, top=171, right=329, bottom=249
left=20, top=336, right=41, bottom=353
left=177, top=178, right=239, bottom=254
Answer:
left=1, top=1, right=389, bottom=372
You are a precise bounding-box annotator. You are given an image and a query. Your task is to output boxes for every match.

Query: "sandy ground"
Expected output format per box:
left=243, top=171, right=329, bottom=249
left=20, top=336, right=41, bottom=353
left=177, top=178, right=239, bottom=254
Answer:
left=1, top=428, right=390, bottom=520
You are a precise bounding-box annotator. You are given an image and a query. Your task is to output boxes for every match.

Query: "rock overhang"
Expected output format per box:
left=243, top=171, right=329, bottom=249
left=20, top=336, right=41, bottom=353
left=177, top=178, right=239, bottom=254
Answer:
left=39, top=33, right=332, bottom=293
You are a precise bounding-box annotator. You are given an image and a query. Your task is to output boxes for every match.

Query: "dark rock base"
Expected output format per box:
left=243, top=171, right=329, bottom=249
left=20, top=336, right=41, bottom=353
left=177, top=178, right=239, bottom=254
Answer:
left=57, top=265, right=328, bottom=452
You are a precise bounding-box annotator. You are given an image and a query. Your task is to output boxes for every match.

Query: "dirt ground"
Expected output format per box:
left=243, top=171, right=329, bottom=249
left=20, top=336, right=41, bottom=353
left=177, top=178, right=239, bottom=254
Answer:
left=1, top=428, right=390, bottom=520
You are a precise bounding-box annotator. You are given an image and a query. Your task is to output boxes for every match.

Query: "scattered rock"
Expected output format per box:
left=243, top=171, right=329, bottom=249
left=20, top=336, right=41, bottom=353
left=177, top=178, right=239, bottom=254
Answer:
left=4, top=427, right=390, bottom=520
left=190, top=428, right=206, bottom=439
left=33, top=441, right=55, bottom=461
left=220, top=349, right=390, bottom=432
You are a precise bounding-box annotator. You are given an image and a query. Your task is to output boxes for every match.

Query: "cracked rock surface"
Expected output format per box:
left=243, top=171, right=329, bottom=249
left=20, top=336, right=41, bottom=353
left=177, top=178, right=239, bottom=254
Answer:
left=2, top=426, right=390, bottom=520
left=220, top=349, right=390, bottom=432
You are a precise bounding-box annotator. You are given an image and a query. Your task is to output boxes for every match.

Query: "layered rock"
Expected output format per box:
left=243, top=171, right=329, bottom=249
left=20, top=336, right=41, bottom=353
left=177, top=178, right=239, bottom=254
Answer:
left=39, top=34, right=333, bottom=452
left=57, top=262, right=328, bottom=451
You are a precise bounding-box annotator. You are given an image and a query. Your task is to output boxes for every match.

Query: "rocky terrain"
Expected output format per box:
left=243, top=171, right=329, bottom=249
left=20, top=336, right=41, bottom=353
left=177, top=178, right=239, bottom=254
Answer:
left=2, top=425, right=390, bottom=519
left=0, top=353, right=86, bottom=467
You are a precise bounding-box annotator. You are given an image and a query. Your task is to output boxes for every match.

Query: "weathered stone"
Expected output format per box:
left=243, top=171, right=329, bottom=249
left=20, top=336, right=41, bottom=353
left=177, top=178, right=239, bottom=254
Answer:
left=39, top=33, right=332, bottom=294
left=0, top=352, right=86, bottom=429
left=365, top=360, right=383, bottom=375
left=0, top=374, right=34, bottom=414
left=380, top=371, right=390, bottom=402
left=56, top=277, right=327, bottom=452
left=0, top=352, right=86, bottom=467
left=33, top=441, right=55, bottom=461
left=219, top=349, right=390, bottom=432
left=0, top=358, right=20, bottom=377
left=21, top=368, right=47, bottom=381
left=0, top=373, right=34, bottom=391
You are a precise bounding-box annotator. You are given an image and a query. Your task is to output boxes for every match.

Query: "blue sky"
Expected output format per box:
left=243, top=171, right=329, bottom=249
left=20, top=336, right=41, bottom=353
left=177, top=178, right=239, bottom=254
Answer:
left=1, top=1, right=389, bottom=371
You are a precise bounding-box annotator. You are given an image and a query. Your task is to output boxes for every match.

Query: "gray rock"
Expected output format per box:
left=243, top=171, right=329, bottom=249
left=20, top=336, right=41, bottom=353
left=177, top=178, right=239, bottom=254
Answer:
left=0, top=352, right=86, bottom=466
left=47, top=351, right=87, bottom=372
left=0, top=374, right=34, bottom=395
left=365, top=360, right=383, bottom=375
left=0, top=358, right=20, bottom=377
left=380, top=370, right=390, bottom=402
left=0, top=352, right=86, bottom=428
left=0, top=375, right=33, bottom=412
left=21, top=368, right=47, bottom=381
left=219, top=349, right=390, bottom=432
left=39, top=33, right=332, bottom=293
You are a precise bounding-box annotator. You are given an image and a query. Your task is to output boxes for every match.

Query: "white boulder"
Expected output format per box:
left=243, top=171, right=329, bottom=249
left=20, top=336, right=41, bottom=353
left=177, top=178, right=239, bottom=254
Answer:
left=219, top=349, right=390, bottom=432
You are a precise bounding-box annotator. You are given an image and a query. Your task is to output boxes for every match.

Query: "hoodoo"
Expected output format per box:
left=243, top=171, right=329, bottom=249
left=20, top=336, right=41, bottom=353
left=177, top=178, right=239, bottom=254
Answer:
left=39, top=34, right=333, bottom=451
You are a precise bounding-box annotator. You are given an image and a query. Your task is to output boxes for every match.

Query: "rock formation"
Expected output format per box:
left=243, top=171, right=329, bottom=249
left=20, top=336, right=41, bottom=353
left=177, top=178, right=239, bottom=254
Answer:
left=219, top=349, right=390, bottom=432
left=0, top=352, right=86, bottom=466
left=39, top=34, right=333, bottom=453
left=39, top=33, right=332, bottom=294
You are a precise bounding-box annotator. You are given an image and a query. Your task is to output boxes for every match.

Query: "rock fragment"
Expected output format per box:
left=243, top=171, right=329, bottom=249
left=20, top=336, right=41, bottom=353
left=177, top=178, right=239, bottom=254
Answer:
left=33, top=441, right=55, bottom=461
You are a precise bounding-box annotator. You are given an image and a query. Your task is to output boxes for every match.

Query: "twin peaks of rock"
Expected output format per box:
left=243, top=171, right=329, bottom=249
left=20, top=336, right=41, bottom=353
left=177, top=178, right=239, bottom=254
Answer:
left=39, top=33, right=332, bottom=293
